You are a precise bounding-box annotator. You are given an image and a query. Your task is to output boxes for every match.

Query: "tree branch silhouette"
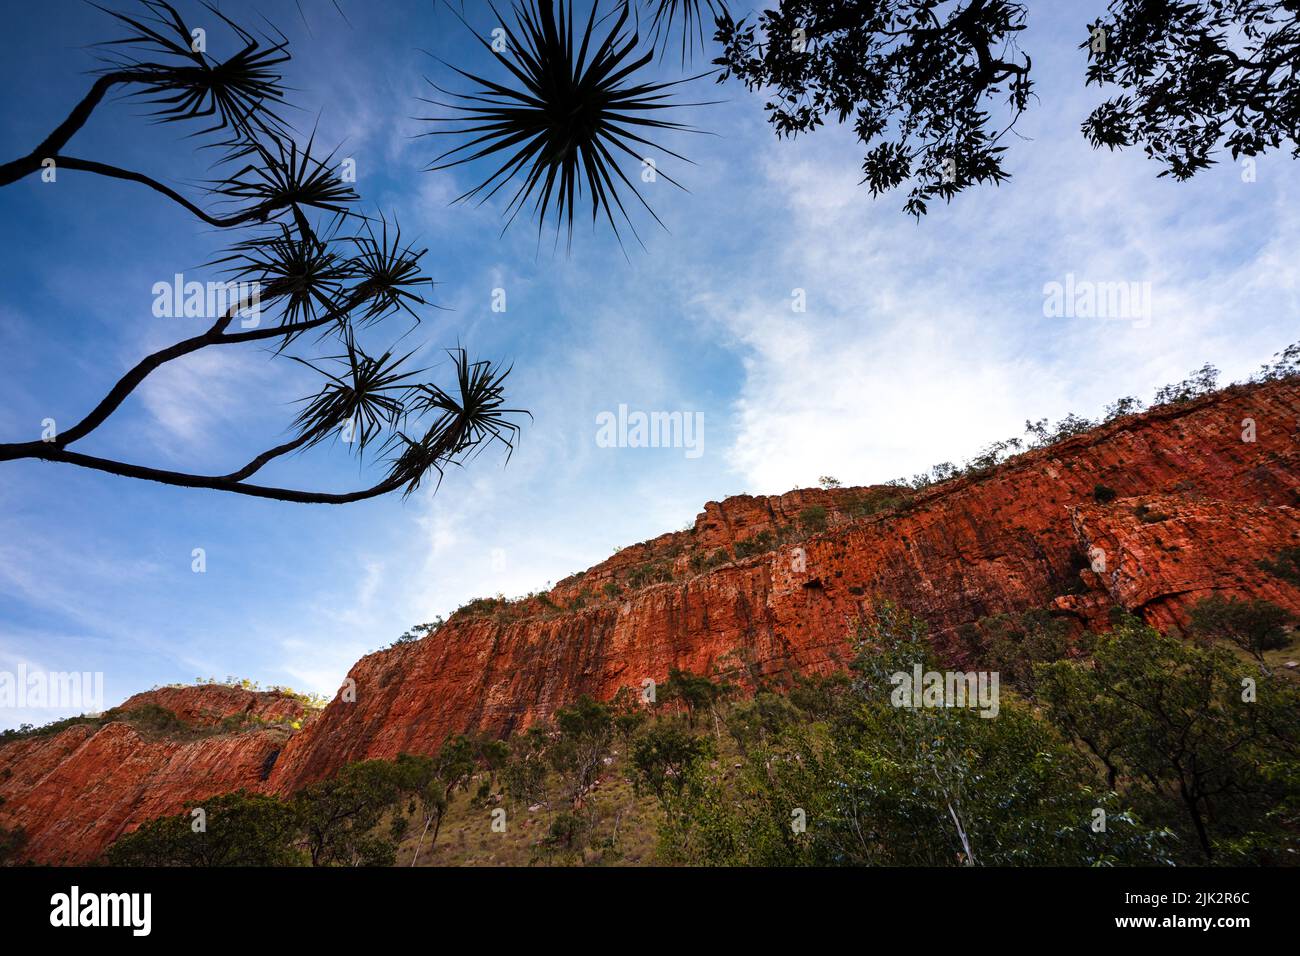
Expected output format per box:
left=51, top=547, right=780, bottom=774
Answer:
left=0, top=1, right=528, bottom=504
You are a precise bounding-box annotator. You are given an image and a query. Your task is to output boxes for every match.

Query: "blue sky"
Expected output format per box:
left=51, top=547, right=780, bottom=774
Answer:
left=1, top=0, right=1297, bottom=729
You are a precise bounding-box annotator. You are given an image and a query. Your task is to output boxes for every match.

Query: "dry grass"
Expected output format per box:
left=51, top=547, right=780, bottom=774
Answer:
left=396, top=748, right=665, bottom=867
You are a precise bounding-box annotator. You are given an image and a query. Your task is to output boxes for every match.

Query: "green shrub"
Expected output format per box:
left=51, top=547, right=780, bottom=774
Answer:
left=1190, top=595, right=1293, bottom=662
left=733, top=530, right=775, bottom=559
left=453, top=596, right=506, bottom=618
left=1152, top=364, right=1219, bottom=407
left=0, top=714, right=104, bottom=744
left=293, top=760, right=416, bottom=866
left=629, top=719, right=713, bottom=804
left=845, top=490, right=907, bottom=518
left=390, top=618, right=445, bottom=647
left=975, top=608, right=1079, bottom=693
left=627, top=561, right=673, bottom=589
left=118, top=703, right=185, bottom=736
left=798, top=505, right=828, bottom=533
left=1257, top=547, right=1300, bottom=587
left=107, top=790, right=303, bottom=866
left=689, top=549, right=731, bottom=573
left=1040, top=613, right=1300, bottom=862
left=660, top=606, right=1176, bottom=866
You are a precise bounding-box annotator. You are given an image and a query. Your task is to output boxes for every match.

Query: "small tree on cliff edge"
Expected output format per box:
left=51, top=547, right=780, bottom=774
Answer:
left=0, top=1, right=527, bottom=503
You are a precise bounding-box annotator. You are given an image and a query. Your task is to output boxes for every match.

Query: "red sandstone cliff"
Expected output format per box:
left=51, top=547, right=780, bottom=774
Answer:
left=266, top=378, right=1300, bottom=791
left=0, top=687, right=305, bottom=864
left=3, top=379, right=1298, bottom=862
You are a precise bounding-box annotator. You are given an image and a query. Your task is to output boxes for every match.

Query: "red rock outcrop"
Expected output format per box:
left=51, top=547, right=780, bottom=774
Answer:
left=0, top=687, right=305, bottom=864
left=3, top=379, right=1298, bottom=861
left=118, top=684, right=307, bottom=728
left=266, top=379, right=1300, bottom=792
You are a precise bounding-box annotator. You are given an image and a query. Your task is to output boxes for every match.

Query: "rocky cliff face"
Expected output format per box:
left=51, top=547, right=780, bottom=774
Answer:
left=4, top=379, right=1298, bottom=862
left=0, top=687, right=304, bottom=864
left=266, top=379, right=1300, bottom=791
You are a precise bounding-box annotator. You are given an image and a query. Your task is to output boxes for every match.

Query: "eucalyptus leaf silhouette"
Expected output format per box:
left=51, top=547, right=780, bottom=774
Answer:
left=1082, top=0, right=1300, bottom=179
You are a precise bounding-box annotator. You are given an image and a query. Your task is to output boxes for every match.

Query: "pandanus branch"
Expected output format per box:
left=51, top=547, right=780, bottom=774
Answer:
left=0, top=1, right=527, bottom=503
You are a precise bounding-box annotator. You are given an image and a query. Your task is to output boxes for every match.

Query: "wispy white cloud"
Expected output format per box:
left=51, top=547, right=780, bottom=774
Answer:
left=689, top=81, right=1300, bottom=493
left=3, top=0, right=1297, bottom=725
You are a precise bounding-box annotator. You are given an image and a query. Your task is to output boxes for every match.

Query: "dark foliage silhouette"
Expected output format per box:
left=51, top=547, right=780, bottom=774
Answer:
left=0, top=1, right=527, bottom=503
left=644, top=0, right=728, bottom=63
left=420, top=0, right=713, bottom=248
left=713, top=0, right=1032, bottom=217
left=416, top=0, right=1299, bottom=227
left=1083, top=0, right=1300, bottom=179
left=701, top=0, right=1298, bottom=215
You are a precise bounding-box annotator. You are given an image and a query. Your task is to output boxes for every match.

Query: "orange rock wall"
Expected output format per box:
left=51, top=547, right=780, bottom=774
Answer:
left=267, top=380, right=1300, bottom=791
left=0, top=687, right=302, bottom=863
left=4, top=380, right=1298, bottom=861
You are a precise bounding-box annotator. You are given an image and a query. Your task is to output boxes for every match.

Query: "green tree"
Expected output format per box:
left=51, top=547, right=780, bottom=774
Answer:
left=1039, top=614, right=1300, bottom=862
left=549, top=696, right=616, bottom=809
left=786, top=671, right=851, bottom=720
left=396, top=736, right=482, bottom=866
left=1190, top=595, right=1294, bottom=667
left=610, top=686, right=649, bottom=750
left=724, top=691, right=799, bottom=757
left=106, top=790, right=302, bottom=866
left=391, top=619, right=445, bottom=646
left=292, top=760, right=412, bottom=866
left=627, top=717, right=721, bottom=865
left=660, top=667, right=732, bottom=732
left=976, top=608, right=1081, bottom=694
left=661, top=604, right=1171, bottom=866
left=628, top=718, right=714, bottom=805
left=502, top=725, right=553, bottom=808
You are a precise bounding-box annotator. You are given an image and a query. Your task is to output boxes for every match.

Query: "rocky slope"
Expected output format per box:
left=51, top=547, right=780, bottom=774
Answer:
left=267, top=378, right=1300, bottom=790
left=3, top=378, right=1299, bottom=862
left=0, top=687, right=305, bottom=864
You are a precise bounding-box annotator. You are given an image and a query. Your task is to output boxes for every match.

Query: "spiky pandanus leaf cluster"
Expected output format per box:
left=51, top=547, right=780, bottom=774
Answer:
left=643, top=0, right=728, bottom=64
left=387, top=351, right=526, bottom=496
left=92, top=0, right=293, bottom=138
left=0, top=1, right=527, bottom=503
left=421, top=0, right=711, bottom=249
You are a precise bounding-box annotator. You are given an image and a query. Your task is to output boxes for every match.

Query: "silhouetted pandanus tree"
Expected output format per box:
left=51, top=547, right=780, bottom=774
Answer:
left=420, top=0, right=718, bottom=250
left=0, top=0, right=527, bottom=503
